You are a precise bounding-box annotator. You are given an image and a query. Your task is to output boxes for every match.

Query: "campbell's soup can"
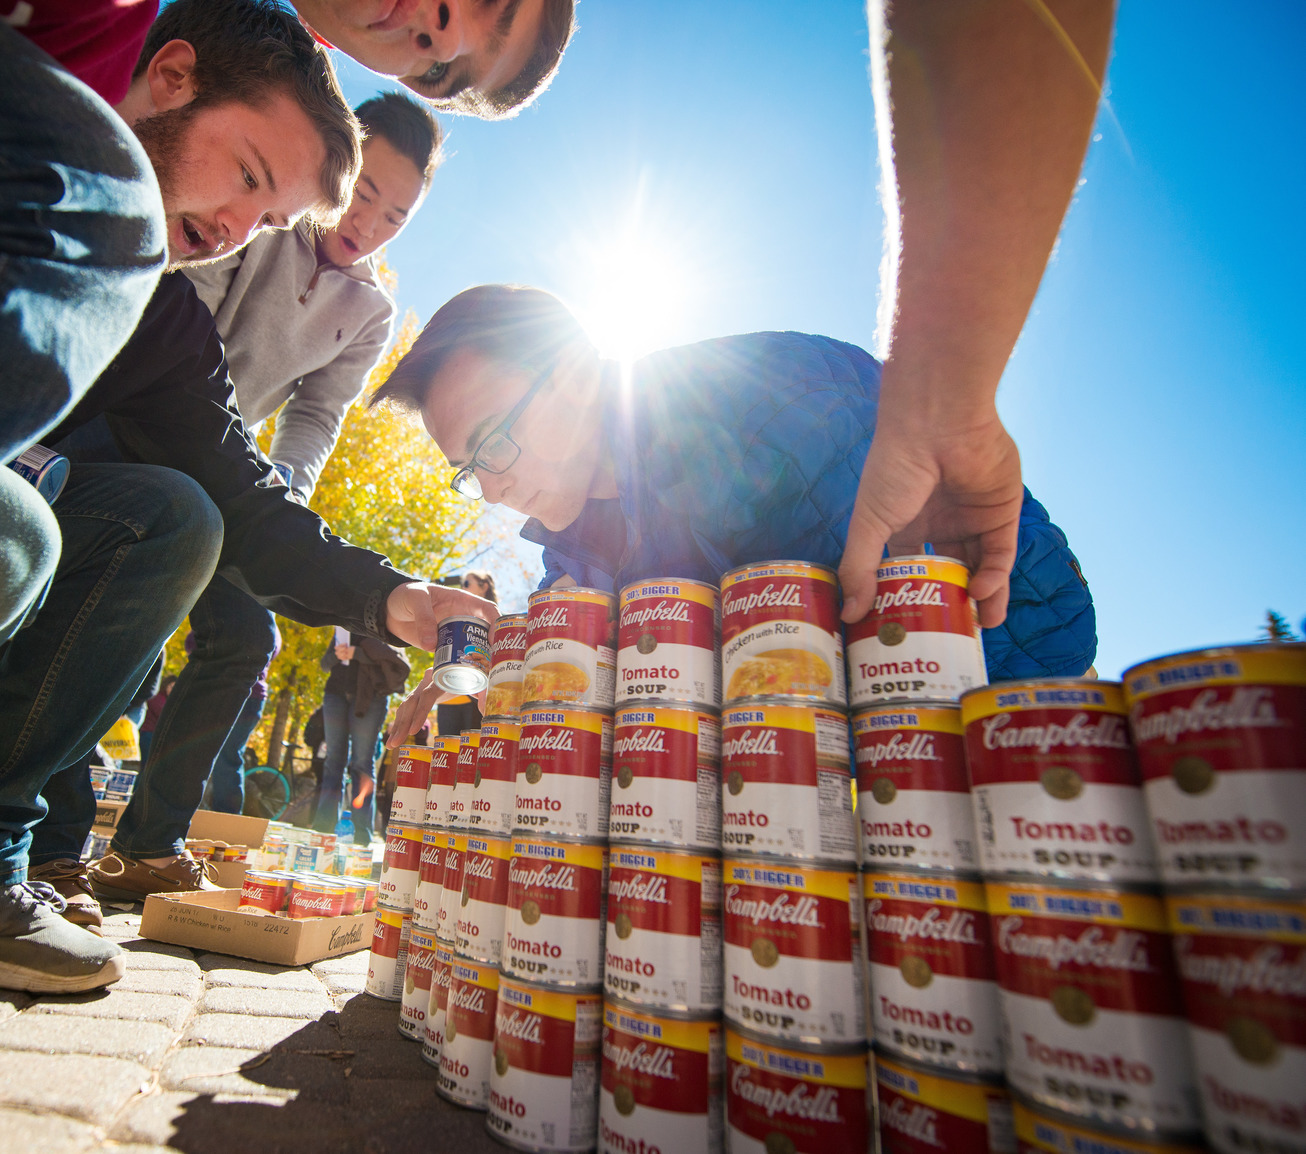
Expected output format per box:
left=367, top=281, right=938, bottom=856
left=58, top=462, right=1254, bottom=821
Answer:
left=424, top=734, right=462, bottom=828
left=399, top=926, right=439, bottom=1040
left=1167, top=889, right=1306, bottom=1154
left=600, top=999, right=723, bottom=1154
left=377, top=821, right=424, bottom=910
left=854, top=702, right=979, bottom=873
left=456, top=833, right=512, bottom=965
left=1124, top=643, right=1306, bottom=890
left=366, top=905, right=412, bottom=1001
left=1012, top=1098, right=1207, bottom=1154
left=485, top=613, right=529, bottom=719
left=864, top=872, right=1002, bottom=1075
left=447, top=729, right=481, bottom=831
left=612, top=703, right=722, bottom=851
left=421, top=941, right=455, bottom=1068
left=616, top=577, right=721, bottom=709
left=468, top=718, right=518, bottom=836
left=439, top=955, right=500, bottom=1109
left=411, top=829, right=444, bottom=932
left=606, top=845, right=722, bottom=1013
left=503, top=836, right=608, bottom=987
left=515, top=705, right=613, bottom=840
left=725, top=1026, right=870, bottom=1154
left=846, top=554, right=987, bottom=704
left=523, top=586, right=618, bottom=709
left=435, top=832, right=467, bottom=945
left=962, top=681, right=1159, bottom=884
left=723, top=857, right=865, bottom=1045
left=987, top=878, right=1200, bottom=1133
left=488, top=978, right=603, bottom=1152
left=721, top=561, right=846, bottom=707
left=721, top=700, right=856, bottom=863
left=391, top=744, right=433, bottom=825
left=876, top=1050, right=1015, bottom=1153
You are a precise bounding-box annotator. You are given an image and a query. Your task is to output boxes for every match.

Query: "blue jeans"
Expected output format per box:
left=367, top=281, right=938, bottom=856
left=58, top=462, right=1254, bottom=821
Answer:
left=0, top=464, right=222, bottom=883
left=0, top=466, right=60, bottom=646
left=202, top=689, right=267, bottom=815
left=314, top=692, right=386, bottom=845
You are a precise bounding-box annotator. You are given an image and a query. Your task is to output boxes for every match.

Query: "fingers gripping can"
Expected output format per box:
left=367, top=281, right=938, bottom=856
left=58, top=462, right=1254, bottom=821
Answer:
left=435, top=832, right=466, bottom=945
left=425, top=734, right=462, bottom=828
left=516, top=706, right=613, bottom=840
left=488, top=978, right=603, bottom=1153
left=1012, top=1099, right=1208, bottom=1154
left=854, top=702, right=979, bottom=873
left=962, top=681, right=1159, bottom=884
left=366, top=905, right=412, bottom=1001
left=845, top=554, right=987, bottom=705
left=391, top=745, right=433, bottom=825
left=876, top=1051, right=1015, bottom=1154
left=456, top=833, right=512, bottom=964
left=399, top=926, right=439, bottom=1040
left=723, top=858, right=866, bottom=1046
left=523, top=586, right=618, bottom=709
left=411, top=829, right=444, bottom=932
left=448, top=730, right=481, bottom=831
left=616, top=577, right=721, bottom=708
left=605, top=845, right=722, bottom=1013
left=721, top=561, right=846, bottom=707
left=439, top=956, right=500, bottom=1110
left=486, top=613, right=529, bottom=718
left=378, top=822, right=424, bottom=911
left=612, top=703, right=721, bottom=851
left=421, top=942, right=455, bottom=1068
left=471, top=719, right=519, bottom=836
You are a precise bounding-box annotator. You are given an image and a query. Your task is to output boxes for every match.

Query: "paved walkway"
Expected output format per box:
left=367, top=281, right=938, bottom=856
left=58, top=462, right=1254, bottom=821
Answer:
left=0, top=907, right=499, bottom=1153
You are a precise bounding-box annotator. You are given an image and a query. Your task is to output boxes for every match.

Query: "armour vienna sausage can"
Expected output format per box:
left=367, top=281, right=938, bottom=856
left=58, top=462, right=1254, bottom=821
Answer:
left=616, top=578, right=721, bottom=709
left=434, top=615, right=491, bottom=694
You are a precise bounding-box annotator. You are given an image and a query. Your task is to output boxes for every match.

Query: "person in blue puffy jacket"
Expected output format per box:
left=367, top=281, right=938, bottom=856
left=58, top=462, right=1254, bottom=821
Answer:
left=374, top=285, right=1096, bottom=691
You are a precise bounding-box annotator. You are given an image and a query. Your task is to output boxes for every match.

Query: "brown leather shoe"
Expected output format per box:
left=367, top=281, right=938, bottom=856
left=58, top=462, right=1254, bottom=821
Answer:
left=26, top=860, right=103, bottom=935
left=88, top=851, right=220, bottom=902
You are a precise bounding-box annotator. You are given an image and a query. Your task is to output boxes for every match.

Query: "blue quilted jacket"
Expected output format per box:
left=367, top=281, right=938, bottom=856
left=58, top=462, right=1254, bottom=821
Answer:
left=522, top=332, right=1096, bottom=680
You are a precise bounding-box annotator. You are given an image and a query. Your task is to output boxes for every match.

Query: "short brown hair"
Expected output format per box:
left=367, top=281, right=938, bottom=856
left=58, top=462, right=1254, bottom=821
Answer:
left=356, top=93, right=443, bottom=191
left=135, top=0, right=360, bottom=225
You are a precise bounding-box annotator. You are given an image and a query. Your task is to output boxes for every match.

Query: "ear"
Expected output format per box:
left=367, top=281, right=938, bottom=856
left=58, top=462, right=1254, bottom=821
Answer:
left=143, top=39, right=200, bottom=113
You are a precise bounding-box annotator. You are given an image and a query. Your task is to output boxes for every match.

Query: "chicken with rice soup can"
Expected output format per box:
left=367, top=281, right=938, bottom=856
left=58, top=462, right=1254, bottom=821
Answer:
left=854, top=702, right=979, bottom=873
left=438, top=955, right=500, bottom=1109
left=515, top=705, right=612, bottom=840
left=962, top=680, right=1159, bottom=884
left=1123, top=642, right=1306, bottom=890
left=424, top=734, right=462, bottom=828
left=399, top=926, right=439, bottom=1040
left=421, top=941, right=455, bottom=1068
left=523, top=586, right=618, bottom=708
left=846, top=554, right=987, bottom=704
left=1012, top=1098, right=1208, bottom=1154
left=616, top=577, right=721, bottom=708
left=876, top=1050, right=1015, bottom=1154
left=612, top=703, right=721, bottom=851
left=366, top=905, right=412, bottom=1001
left=390, top=744, right=433, bottom=826
left=471, top=718, right=519, bottom=836
left=239, top=870, right=293, bottom=914
left=447, top=729, right=481, bottom=831
left=435, top=831, right=466, bottom=945
left=486, top=612, right=529, bottom=718
left=433, top=614, right=491, bottom=694
left=411, top=829, right=444, bottom=932
left=455, top=833, right=512, bottom=965
left=377, top=821, right=424, bottom=911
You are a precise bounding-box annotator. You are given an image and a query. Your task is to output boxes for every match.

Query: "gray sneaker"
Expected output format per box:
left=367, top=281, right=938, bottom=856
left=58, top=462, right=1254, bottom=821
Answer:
left=0, top=881, right=125, bottom=993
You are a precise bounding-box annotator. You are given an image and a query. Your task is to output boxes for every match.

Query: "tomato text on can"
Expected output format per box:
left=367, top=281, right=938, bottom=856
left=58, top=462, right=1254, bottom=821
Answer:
left=617, top=578, right=721, bottom=708
left=435, top=832, right=466, bottom=945
left=366, top=906, right=411, bottom=1001
left=434, top=614, right=491, bottom=694
left=424, top=734, right=462, bottom=828
left=485, top=612, right=528, bottom=718
left=438, top=956, right=500, bottom=1110
left=455, top=833, right=512, bottom=965
left=391, top=744, right=433, bottom=825
left=876, top=1050, right=1014, bottom=1154
left=515, top=706, right=613, bottom=840
left=470, top=719, right=519, bottom=836
left=447, top=729, right=481, bottom=831
left=523, top=586, right=618, bottom=709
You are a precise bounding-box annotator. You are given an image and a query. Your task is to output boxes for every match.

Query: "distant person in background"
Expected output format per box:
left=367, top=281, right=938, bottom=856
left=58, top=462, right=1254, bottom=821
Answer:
left=437, top=570, right=497, bottom=735
left=139, top=674, right=177, bottom=764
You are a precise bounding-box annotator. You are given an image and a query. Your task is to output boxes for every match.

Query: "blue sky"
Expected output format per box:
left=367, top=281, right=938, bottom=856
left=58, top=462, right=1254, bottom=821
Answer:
left=334, top=1, right=1304, bottom=678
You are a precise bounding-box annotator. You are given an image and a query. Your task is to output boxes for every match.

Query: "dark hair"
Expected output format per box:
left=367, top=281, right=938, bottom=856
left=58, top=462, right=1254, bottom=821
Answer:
left=355, top=92, right=443, bottom=191
left=461, top=570, right=498, bottom=605
left=371, top=285, right=591, bottom=414
left=134, top=0, right=360, bottom=224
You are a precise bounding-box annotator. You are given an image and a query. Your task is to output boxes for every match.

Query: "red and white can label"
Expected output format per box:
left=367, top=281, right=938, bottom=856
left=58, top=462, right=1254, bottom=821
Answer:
left=1013, top=1099, right=1206, bottom=1154
left=721, top=702, right=855, bottom=862
left=411, top=829, right=444, bottom=932
left=600, top=1002, right=723, bottom=1154
left=422, top=942, right=455, bottom=1067
left=876, top=1052, right=1015, bottom=1154
left=515, top=706, right=613, bottom=840
left=1124, top=644, right=1306, bottom=889
left=723, top=859, right=865, bottom=1045
left=854, top=702, right=978, bottom=873
left=1167, top=890, right=1306, bottom=1154
left=606, top=846, right=722, bottom=1013
left=424, top=735, right=462, bottom=828
left=446, top=729, right=481, bottom=832
left=439, top=956, right=500, bottom=1109
left=238, top=870, right=290, bottom=914
left=456, top=833, right=511, bottom=964
left=612, top=704, right=721, bottom=851
left=617, top=578, right=721, bottom=708
left=391, top=745, right=433, bottom=826
left=366, top=906, right=411, bottom=1001
left=864, top=873, right=1003, bottom=1075
left=846, top=555, right=987, bottom=705
left=523, top=586, right=618, bottom=709
left=987, top=880, right=1200, bottom=1133
left=378, top=821, right=424, bottom=911
left=725, top=1028, right=870, bottom=1154
left=399, top=926, right=439, bottom=1040
left=488, top=978, right=603, bottom=1152
left=963, top=681, right=1159, bottom=884
left=485, top=613, right=528, bottom=719
left=502, top=837, right=608, bottom=987
left=468, top=719, right=518, bottom=836
left=721, top=561, right=846, bottom=707
left=435, top=832, right=466, bottom=945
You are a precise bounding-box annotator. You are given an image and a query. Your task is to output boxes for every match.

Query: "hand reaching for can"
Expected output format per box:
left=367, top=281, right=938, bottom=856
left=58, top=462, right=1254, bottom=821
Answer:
left=386, top=666, right=487, bottom=748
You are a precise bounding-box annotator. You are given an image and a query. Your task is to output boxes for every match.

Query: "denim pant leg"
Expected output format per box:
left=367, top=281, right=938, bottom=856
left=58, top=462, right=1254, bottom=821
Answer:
left=0, top=23, right=165, bottom=463
left=346, top=695, right=387, bottom=846
left=0, top=464, right=222, bottom=884
left=28, top=757, right=97, bottom=865
left=0, top=466, right=60, bottom=644
left=113, top=576, right=277, bottom=859
left=313, top=693, right=352, bottom=835
left=205, top=691, right=266, bottom=815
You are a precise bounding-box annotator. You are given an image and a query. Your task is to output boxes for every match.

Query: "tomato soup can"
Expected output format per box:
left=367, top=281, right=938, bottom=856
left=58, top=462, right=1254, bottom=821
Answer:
left=725, top=1025, right=871, bottom=1154
left=516, top=706, right=613, bottom=840
left=424, top=734, right=462, bottom=828
left=876, top=1050, right=1015, bottom=1154
left=846, top=554, right=987, bottom=705
left=962, top=680, right=1159, bottom=884
left=612, top=703, right=721, bottom=851
left=421, top=941, right=455, bottom=1068
left=399, top=926, right=439, bottom=1040
left=523, top=586, right=618, bottom=709
left=411, top=829, right=445, bottom=932
left=864, top=871, right=1002, bottom=1075
left=366, top=905, right=412, bottom=1001
left=434, top=614, right=491, bottom=694
left=391, top=744, right=433, bottom=826
left=436, top=832, right=467, bottom=945
left=599, top=998, right=723, bottom=1154
left=721, top=700, right=856, bottom=863
left=471, top=719, right=519, bottom=836
left=447, top=729, right=481, bottom=832
left=606, top=845, right=722, bottom=1014
left=486, top=613, right=529, bottom=718
left=488, top=977, right=604, bottom=1152
left=377, top=821, right=424, bottom=911
left=503, top=836, right=608, bottom=988
left=456, top=833, right=512, bottom=964
left=616, top=577, right=721, bottom=709
left=1166, top=888, right=1306, bottom=1154
left=987, top=878, right=1200, bottom=1134
left=1012, top=1098, right=1207, bottom=1154
left=1124, top=642, right=1306, bottom=890
left=854, top=702, right=979, bottom=873
left=721, top=561, right=846, bottom=708
left=723, top=857, right=865, bottom=1046
left=439, top=955, right=501, bottom=1109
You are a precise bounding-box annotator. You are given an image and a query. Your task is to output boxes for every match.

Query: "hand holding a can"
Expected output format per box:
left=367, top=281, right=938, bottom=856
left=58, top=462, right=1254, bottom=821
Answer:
left=383, top=581, right=496, bottom=652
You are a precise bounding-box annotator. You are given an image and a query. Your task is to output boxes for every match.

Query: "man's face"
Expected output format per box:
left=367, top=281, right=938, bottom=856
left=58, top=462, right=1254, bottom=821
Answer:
left=295, top=0, right=544, bottom=104
left=320, top=136, right=426, bottom=267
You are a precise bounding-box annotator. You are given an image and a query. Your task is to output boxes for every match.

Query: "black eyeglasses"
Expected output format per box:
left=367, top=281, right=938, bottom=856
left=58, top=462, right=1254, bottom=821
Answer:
left=449, top=367, right=552, bottom=500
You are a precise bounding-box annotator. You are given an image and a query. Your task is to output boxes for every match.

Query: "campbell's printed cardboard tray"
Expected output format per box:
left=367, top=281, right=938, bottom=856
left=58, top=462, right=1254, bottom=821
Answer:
left=141, top=888, right=373, bottom=966
left=91, top=799, right=128, bottom=836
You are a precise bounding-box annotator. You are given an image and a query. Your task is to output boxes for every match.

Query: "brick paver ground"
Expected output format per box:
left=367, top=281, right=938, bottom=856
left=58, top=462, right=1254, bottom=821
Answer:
left=0, top=908, right=501, bottom=1153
